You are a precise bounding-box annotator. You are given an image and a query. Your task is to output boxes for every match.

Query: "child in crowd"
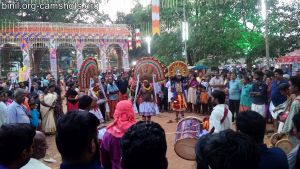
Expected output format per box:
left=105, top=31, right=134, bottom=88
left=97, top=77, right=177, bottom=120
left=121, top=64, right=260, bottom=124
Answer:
left=195, top=85, right=201, bottom=114
left=200, top=85, right=209, bottom=115
left=29, top=99, right=41, bottom=130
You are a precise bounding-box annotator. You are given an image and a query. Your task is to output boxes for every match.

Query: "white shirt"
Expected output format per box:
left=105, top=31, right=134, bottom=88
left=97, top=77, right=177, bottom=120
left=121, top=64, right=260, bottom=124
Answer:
left=209, top=76, right=224, bottom=91
left=90, top=108, right=104, bottom=123
left=209, top=104, right=232, bottom=133
left=165, top=81, right=173, bottom=102
left=21, top=158, right=51, bottom=169
left=153, top=82, right=161, bottom=95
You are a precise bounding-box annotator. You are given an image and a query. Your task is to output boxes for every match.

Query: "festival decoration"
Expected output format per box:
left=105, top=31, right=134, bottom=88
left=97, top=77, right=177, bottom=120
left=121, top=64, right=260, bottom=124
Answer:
left=276, top=50, right=300, bottom=64
left=76, top=39, right=84, bottom=71
left=78, top=57, right=99, bottom=91
left=50, top=38, right=58, bottom=80
left=21, top=37, right=30, bottom=71
left=152, top=0, right=161, bottom=35
left=18, top=66, right=29, bottom=82
left=1, top=22, right=131, bottom=41
left=133, top=57, right=165, bottom=82
left=168, top=61, right=189, bottom=77
left=135, top=29, right=141, bottom=48
left=1, top=21, right=131, bottom=76
left=128, top=37, right=133, bottom=50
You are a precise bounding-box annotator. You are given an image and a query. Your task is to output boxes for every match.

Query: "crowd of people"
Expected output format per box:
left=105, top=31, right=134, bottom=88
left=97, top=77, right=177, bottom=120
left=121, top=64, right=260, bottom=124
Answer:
left=0, top=67, right=300, bottom=169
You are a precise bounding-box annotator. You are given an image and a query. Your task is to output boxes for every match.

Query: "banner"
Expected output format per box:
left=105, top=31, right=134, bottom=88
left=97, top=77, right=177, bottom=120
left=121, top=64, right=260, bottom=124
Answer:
left=135, top=29, right=141, bottom=48
left=152, top=0, right=161, bottom=35
left=76, top=39, right=84, bottom=71
left=18, top=66, right=29, bottom=82
left=99, top=40, right=107, bottom=72
left=20, top=38, right=30, bottom=82
left=50, top=38, right=58, bottom=80
left=21, top=38, right=30, bottom=73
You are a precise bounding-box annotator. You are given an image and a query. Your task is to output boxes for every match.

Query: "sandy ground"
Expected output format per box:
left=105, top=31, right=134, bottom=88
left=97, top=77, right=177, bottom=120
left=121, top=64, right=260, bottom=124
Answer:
left=43, top=111, right=274, bottom=169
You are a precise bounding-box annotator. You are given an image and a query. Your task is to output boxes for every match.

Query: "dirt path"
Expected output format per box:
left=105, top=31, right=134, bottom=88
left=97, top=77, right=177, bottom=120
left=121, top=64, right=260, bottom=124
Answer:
left=43, top=111, right=274, bottom=169
left=44, top=111, right=199, bottom=169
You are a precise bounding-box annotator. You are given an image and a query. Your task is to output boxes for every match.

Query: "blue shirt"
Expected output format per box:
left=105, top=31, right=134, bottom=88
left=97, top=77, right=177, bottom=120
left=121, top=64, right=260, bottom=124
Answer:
left=251, top=81, right=268, bottom=105
left=228, top=79, right=242, bottom=100
left=60, top=162, right=103, bottom=169
left=271, top=80, right=288, bottom=107
left=7, top=101, right=30, bottom=124
left=259, top=144, right=289, bottom=169
left=42, top=79, right=49, bottom=87
left=30, top=109, right=40, bottom=128
left=107, top=83, right=119, bottom=101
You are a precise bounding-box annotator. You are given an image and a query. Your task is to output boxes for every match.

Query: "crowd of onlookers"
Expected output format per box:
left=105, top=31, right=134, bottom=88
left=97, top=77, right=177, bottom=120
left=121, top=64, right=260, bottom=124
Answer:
left=0, top=67, right=300, bottom=169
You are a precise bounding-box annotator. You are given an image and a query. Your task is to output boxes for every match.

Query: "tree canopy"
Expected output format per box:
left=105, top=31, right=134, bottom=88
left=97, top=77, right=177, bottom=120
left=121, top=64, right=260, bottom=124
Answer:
left=116, top=0, right=300, bottom=67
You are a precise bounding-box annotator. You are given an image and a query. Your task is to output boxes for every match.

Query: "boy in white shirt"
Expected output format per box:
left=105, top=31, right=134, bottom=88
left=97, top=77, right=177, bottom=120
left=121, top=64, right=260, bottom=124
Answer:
left=209, top=90, right=232, bottom=133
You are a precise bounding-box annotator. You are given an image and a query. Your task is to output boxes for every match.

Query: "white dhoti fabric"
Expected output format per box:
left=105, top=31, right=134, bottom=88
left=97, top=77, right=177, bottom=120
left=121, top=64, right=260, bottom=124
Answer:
left=277, top=122, right=284, bottom=133
left=251, top=103, right=266, bottom=117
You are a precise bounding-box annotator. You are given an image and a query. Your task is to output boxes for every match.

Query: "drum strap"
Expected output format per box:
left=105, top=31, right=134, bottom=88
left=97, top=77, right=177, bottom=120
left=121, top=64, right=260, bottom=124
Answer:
left=221, top=108, right=228, bottom=124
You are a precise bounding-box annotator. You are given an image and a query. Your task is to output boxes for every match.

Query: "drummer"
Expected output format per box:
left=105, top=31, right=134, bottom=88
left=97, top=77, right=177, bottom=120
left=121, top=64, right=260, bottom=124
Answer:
left=236, top=110, right=289, bottom=169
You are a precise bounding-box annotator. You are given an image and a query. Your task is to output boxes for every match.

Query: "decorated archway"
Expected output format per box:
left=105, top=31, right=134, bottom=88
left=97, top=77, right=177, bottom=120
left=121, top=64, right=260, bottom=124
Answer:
left=0, top=21, right=132, bottom=79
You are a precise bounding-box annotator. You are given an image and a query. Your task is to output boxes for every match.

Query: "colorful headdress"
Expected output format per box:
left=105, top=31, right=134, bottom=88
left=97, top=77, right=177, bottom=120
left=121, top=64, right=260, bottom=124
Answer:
left=78, top=57, right=99, bottom=91
left=168, top=61, right=188, bottom=77
left=133, top=57, right=165, bottom=82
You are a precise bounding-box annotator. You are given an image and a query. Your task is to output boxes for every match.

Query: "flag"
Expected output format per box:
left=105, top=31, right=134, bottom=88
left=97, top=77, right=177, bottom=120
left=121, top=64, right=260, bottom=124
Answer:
left=152, top=0, right=161, bottom=35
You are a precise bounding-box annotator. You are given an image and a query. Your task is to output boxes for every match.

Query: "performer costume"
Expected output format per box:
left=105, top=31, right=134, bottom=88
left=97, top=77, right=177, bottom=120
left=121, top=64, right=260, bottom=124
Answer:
left=138, top=83, right=156, bottom=117
left=172, top=80, right=187, bottom=111
left=168, top=61, right=188, bottom=121
left=133, top=57, right=166, bottom=122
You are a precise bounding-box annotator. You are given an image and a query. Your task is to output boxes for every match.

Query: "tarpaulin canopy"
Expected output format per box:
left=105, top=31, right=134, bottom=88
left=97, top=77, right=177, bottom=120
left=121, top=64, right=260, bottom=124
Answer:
left=191, top=65, right=209, bottom=70
left=276, top=50, right=300, bottom=64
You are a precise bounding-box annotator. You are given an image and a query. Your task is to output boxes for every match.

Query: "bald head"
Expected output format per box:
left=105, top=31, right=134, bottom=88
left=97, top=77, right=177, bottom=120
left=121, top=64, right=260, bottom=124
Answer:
left=32, top=131, right=48, bottom=159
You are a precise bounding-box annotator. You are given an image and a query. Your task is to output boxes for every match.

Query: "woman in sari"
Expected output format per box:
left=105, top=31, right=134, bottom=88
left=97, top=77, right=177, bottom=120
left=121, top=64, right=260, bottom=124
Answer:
left=66, top=83, right=79, bottom=112
left=40, top=85, right=57, bottom=134
left=187, top=73, right=199, bottom=112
